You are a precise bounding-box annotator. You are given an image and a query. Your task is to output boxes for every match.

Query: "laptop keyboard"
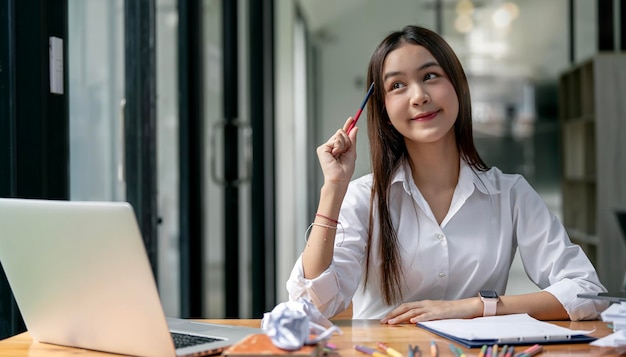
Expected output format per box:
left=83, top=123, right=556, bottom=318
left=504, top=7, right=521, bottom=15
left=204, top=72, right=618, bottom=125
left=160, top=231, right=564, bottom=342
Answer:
left=171, top=332, right=222, bottom=349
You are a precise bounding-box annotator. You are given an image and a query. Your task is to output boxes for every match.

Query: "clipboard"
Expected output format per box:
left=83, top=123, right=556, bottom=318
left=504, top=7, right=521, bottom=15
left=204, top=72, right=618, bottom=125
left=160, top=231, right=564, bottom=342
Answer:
left=416, top=313, right=596, bottom=348
left=418, top=324, right=596, bottom=348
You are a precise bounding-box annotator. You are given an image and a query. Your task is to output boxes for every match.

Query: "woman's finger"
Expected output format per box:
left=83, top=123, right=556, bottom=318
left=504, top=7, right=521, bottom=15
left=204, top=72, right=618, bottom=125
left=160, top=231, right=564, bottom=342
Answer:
left=342, top=116, right=354, bottom=132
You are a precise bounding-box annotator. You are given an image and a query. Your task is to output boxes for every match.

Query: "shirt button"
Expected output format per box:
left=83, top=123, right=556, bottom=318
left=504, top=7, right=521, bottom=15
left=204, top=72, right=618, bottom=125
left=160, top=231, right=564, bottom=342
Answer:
left=435, top=233, right=445, bottom=240
left=438, top=272, right=446, bottom=278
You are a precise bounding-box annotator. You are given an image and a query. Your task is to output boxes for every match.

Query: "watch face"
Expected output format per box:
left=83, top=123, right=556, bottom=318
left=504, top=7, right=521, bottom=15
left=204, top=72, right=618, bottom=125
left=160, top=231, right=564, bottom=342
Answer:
left=480, top=290, right=498, bottom=299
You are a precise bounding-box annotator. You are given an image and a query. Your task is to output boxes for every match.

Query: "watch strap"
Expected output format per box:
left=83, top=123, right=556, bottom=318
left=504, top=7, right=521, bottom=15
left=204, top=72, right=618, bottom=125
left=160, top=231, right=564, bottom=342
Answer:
left=479, top=291, right=499, bottom=317
left=482, top=297, right=497, bottom=317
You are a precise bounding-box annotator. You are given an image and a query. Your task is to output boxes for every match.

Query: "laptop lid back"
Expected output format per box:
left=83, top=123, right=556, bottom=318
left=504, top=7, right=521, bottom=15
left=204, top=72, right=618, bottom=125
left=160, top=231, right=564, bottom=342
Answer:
left=0, top=198, right=176, bottom=357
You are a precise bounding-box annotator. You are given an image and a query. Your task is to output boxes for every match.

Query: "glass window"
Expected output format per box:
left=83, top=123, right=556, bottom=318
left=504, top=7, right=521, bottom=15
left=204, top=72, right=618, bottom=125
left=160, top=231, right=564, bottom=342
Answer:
left=68, top=0, right=125, bottom=202
left=156, top=0, right=180, bottom=316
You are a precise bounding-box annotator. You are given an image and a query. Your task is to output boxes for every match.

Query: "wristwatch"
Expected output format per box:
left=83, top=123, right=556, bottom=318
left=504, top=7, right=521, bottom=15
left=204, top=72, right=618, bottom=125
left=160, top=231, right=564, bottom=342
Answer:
left=479, top=290, right=499, bottom=317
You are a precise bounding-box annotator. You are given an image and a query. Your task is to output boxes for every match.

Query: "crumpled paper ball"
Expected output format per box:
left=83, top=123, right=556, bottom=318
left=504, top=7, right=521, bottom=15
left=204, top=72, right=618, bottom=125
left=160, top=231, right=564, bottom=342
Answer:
left=260, top=298, right=342, bottom=350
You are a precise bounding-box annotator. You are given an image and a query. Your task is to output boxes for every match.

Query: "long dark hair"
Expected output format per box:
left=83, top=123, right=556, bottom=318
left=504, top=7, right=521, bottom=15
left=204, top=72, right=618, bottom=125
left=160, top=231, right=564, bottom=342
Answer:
left=364, top=25, right=488, bottom=305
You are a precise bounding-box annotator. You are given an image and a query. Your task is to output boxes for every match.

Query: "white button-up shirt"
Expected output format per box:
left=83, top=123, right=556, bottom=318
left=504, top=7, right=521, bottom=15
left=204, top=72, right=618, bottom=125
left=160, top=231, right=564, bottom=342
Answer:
left=286, top=159, right=608, bottom=321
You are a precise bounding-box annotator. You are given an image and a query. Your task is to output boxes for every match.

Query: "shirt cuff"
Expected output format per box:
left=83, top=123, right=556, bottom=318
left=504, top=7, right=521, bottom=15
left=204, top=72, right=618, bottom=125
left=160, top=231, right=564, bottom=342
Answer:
left=543, top=279, right=609, bottom=321
left=286, top=256, right=346, bottom=317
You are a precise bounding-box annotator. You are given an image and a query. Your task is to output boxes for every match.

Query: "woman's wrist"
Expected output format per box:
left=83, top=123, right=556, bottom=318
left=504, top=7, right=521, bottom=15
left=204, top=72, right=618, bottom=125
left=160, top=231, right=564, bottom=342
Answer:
left=473, top=296, right=485, bottom=318
left=315, top=183, right=348, bottom=226
left=459, top=297, right=484, bottom=319
left=320, top=181, right=349, bottom=200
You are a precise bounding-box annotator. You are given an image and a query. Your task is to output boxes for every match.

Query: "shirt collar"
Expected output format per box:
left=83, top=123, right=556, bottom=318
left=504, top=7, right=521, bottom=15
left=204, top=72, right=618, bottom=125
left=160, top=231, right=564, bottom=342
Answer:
left=462, top=159, right=500, bottom=195
left=391, top=157, right=500, bottom=195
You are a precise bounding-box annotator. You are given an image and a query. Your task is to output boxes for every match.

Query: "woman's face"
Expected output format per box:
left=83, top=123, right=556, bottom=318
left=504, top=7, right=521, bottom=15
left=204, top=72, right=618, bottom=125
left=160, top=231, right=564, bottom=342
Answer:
left=382, top=43, right=459, bottom=146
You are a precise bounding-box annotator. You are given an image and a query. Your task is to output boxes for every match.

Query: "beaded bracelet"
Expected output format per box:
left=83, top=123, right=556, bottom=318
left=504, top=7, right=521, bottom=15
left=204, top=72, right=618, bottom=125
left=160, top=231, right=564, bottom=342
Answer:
left=312, top=222, right=337, bottom=230
left=304, top=219, right=344, bottom=246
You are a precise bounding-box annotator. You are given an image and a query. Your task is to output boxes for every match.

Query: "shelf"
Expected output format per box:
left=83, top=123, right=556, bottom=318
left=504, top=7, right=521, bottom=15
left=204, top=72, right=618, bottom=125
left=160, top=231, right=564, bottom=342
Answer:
left=562, top=120, right=595, bottom=179
left=580, top=61, right=595, bottom=116
left=559, top=53, right=626, bottom=291
left=562, top=180, right=596, bottom=234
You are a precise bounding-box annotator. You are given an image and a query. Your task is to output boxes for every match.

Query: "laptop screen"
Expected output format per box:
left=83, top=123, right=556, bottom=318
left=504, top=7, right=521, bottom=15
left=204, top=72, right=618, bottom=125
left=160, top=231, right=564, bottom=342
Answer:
left=0, top=198, right=178, bottom=356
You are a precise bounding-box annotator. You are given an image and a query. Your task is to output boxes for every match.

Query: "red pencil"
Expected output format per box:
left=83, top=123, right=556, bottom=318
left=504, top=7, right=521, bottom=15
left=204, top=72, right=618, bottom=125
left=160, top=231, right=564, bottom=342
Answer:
left=346, top=82, right=374, bottom=134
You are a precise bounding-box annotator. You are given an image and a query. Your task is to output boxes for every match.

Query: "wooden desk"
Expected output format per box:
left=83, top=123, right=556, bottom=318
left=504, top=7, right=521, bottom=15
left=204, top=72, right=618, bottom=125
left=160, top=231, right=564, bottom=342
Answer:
left=0, top=319, right=622, bottom=356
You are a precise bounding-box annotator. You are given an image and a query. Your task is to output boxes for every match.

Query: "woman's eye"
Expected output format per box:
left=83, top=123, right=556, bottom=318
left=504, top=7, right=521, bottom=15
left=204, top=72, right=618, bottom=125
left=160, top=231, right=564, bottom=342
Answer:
left=391, top=82, right=404, bottom=90
left=424, top=73, right=439, bottom=81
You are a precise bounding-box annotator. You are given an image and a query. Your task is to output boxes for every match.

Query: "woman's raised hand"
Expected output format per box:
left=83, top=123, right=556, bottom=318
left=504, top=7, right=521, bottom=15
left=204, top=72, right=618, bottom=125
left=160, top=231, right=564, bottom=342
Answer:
left=316, top=117, right=358, bottom=186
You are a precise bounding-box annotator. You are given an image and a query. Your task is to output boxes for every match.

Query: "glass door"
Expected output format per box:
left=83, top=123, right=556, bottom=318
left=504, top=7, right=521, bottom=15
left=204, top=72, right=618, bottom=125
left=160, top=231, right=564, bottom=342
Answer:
left=202, top=0, right=253, bottom=318
left=202, top=0, right=278, bottom=318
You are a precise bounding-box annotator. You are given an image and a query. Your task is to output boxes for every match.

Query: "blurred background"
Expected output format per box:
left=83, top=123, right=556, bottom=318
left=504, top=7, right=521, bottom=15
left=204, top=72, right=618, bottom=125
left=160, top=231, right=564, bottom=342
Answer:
left=2, top=0, right=625, bottom=339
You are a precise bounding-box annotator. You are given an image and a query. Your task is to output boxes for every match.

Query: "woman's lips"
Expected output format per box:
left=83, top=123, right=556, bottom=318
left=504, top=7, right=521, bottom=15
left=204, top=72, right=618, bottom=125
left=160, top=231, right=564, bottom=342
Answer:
left=413, top=110, right=439, bottom=121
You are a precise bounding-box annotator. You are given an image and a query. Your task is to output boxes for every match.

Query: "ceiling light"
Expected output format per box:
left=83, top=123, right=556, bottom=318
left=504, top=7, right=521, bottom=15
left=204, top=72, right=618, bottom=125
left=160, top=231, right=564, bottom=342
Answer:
left=492, top=7, right=512, bottom=29
left=456, top=0, right=474, bottom=16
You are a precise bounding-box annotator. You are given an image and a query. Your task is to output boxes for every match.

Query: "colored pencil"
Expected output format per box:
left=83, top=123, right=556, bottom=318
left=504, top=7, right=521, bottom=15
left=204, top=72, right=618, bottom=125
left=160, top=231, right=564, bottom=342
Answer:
left=346, top=82, right=374, bottom=134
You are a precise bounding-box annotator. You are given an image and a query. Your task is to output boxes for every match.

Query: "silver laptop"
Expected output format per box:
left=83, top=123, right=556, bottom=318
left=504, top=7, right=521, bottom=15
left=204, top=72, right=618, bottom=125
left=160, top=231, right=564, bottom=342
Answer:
left=0, top=198, right=261, bottom=357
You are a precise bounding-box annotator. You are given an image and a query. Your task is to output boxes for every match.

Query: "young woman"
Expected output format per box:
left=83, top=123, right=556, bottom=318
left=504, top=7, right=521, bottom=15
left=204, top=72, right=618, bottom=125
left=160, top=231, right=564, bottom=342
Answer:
left=286, top=25, right=607, bottom=324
